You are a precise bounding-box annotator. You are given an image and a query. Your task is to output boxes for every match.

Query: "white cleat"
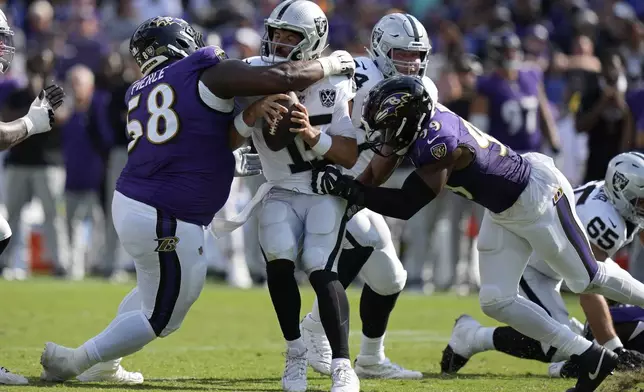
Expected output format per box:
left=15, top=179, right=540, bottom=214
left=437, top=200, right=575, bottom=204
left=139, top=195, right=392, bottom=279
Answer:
left=77, top=358, right=144, bottom=384
left=354, top=355, right=422, bottom=379
left=440, top=314, right=482, bottom=374
left=300, top=313, right=332, bottom=375
left=331, top=362, right=360, bottom=392
left=40, top=342, right=83, bottom=382
left=282, top=347, right=307, bottom=392
left=0, top=367, right=28, bottom=385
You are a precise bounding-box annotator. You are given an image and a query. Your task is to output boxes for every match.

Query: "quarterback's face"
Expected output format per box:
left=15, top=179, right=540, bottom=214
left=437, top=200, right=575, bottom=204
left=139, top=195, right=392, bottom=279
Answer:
left=271, top=29, right=303, bottom=58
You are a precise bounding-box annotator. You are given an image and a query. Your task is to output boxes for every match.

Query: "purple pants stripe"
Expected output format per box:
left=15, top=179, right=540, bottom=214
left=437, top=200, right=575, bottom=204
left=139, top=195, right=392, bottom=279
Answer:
left=555, top=193, right=598, bottom=280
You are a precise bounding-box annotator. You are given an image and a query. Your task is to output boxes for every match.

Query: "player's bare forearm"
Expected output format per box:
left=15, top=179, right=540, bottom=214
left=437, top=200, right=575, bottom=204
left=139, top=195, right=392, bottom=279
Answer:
left=322, top=136, right=357, bottom=168
left=357, top=154, right=401, bottom=186
left=0, top=120, right=29, bottom=150
left=576, top=97, right=610, bottom=133
left=620, top=112, right=634, bottom=152
left=205, top=59, right=325, bottom=99
left=580, top=293, right=618, bottom=345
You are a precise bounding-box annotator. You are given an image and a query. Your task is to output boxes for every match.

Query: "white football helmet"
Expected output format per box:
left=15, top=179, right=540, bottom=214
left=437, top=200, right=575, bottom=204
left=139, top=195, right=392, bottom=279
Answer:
left=605, top=152, right=644, bottom=226
left=261, top=0, right=328, bottom=63
left=368, top=13, right=431, bottom=78
left=0, top=9, right=15, bottom=73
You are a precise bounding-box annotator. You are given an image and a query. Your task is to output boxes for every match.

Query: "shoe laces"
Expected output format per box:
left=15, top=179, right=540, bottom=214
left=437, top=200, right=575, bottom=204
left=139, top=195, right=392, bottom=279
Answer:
left=332, top=365, right=354, bottom=385
left=305, top=330, right=332, bottom=358
left=283, top=351, right=307, bottom=380
left=0, top=367, right=13, bottom=374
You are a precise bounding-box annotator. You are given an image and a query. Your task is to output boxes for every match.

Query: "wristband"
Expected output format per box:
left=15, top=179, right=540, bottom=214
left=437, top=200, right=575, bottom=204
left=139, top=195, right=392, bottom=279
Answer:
left=311, top=132, right=332, bottom=155
left=317, top=58, right=332, bottom=78
left=234, top=112, right=254, bottom=138
left=22, top=116, right=34, bottom=135
left=604, top=336, right=623, bottom=352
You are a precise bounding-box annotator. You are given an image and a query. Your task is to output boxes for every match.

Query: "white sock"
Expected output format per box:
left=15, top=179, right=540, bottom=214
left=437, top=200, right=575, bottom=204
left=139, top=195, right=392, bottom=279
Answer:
left=311, top=300, right=321, bottom=323
left=475, top=327, right=496, bottom=352
left=359, top=334, right=385, bottom=360
left=286, top=337, right=306, bottom=354
left=589, top=261, right=644, bottom=307
left=331, top=357, right=351, bottom=371
left=82, top=311, right=157, bottom=363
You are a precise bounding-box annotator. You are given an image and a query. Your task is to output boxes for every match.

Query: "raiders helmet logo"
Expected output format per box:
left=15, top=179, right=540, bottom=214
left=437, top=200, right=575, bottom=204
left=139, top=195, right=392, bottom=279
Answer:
left=430, top=143, right=447, bottom=160
left=612, top=171, right=629, bottom=194
left=314, top=17, right=328, bottom=37
left=155, top=236, right=180, bottom=252
left=374, top=92, right=411, bottom=123
left=372, top=28, right=384, bottom=47
left=319, top=89, right=336, bottom=108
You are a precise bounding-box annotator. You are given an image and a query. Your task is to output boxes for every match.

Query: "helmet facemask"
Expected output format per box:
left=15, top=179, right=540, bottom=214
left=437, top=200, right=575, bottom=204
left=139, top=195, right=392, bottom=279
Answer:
left=0, top=27, right=15, bottom=74
left=261, top=24, right=307, bottom=63
left=389, top=47, right=429, bottom=76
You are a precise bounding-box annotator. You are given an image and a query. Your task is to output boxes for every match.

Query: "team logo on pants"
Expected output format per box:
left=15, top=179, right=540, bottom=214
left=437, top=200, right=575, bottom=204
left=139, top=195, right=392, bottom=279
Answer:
left=155, top=236, right=180, bottom=252
left=552, top=186, right=564, bottom=205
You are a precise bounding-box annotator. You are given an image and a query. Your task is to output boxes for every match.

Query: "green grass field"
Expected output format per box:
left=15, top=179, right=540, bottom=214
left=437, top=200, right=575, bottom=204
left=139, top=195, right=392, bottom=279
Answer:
left=0, top=278, right=642, bottom=392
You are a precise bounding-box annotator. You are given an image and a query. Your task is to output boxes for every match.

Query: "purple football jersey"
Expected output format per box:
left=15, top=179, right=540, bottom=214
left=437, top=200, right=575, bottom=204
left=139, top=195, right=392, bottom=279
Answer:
left=409, top=103, right=531, bottom=213
left=610, top=304, right=644, bottom=324
left=116, top=47, right=235, bottom=226
left=477, top=67, right=543, bottom=152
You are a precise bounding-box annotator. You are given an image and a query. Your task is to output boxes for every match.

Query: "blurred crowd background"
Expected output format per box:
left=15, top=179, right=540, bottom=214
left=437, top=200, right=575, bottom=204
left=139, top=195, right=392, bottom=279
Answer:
left=1, top=0, right=644, bottom=294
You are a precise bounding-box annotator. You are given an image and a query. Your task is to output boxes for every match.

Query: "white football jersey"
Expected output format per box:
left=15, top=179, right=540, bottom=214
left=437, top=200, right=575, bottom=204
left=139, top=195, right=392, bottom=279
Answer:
left=346, top=56, right=440, bottom=177
left=529, top=180, right=641, bottom=278
left=241, top=56, right=356, bottom=193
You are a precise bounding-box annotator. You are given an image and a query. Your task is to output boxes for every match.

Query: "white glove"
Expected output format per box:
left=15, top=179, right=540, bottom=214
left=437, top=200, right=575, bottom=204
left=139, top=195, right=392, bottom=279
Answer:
left=317, top=50, right=355, bottom=78
left=233, top=145, right=262, bottom=177
left=22, top=84, right=65, bottom=136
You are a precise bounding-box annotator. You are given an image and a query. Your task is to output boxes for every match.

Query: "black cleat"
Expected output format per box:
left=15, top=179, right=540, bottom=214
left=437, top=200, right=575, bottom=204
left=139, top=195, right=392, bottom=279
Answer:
left=440, top=344, right=469, bottom=374
left=568, top=343, right=618, bottom=392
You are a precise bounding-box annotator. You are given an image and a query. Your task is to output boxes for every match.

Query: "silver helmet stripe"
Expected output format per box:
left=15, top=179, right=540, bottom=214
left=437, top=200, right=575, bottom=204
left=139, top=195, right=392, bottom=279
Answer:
left=276, top=0, right=294, bottom=21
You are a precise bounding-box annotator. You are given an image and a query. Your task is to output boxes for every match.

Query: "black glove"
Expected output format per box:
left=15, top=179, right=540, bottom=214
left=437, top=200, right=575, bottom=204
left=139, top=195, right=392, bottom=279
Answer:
left=311, top=164, right=363, bottom=204
left=615, top=347, right=644, bottom=371
left=346, top=203, right=363, bottom=220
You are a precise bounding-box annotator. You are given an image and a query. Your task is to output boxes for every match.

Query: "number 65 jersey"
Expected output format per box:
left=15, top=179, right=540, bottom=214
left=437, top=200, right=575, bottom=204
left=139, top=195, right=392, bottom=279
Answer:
left=242, top=56, right=356, bottom=194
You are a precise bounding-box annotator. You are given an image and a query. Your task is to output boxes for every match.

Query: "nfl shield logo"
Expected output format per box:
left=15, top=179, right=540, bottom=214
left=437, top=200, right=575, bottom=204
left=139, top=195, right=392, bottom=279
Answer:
left=319, top=89, right=336, bottom=108
left=430, top=143, right=447, bottom=160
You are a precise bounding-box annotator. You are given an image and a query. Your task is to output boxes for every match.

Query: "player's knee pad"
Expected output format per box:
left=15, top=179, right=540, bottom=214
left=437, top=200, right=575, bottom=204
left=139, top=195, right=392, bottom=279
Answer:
left=479, top=284, right=517, bottom=320
left=302, top=199, right=342, bottom=273
left=258, top=202, right=298, bottom=262
left=360, top=248, right=407, bottom=296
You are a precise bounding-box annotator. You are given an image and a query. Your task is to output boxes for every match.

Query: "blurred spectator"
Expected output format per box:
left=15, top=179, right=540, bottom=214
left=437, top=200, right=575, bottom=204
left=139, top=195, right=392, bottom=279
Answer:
left=100, top=0, right=140, bottom=43
left=25, top=0, right=55, bottom=52
left=57, top=64, right=109, bottom=280
left=101, top=48, right=140, bottom=279
left=1, top=50, right=64, bottom=276
left=56, top=8, right=109, bottom=79
left=576, top=51, right=632, bottom=182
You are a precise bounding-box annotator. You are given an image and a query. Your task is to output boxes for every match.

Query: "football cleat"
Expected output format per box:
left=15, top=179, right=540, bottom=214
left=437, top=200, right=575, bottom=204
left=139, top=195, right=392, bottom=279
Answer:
left=300, top=313, right=332, bottom=375
left=40, top=342, right=85, bottom=382
left=354, top=356, right=422, bottom=379
left=567, top=343, right=618, bottom=392
left=331, top=362, right=360, bottom=392
left=282, top=347, right=307, bottom=392
left=440, top=314, right=482, bottom=374
left=0, top=366, right=28, bottom=385
left=77, top=358, right=144, bottom=384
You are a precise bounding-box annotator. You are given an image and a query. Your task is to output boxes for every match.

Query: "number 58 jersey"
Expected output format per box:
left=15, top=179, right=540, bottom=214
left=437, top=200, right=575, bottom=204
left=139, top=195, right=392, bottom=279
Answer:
left=117, top=47, right=236, bottom=226
left=242, top=56, right=356, bottom=194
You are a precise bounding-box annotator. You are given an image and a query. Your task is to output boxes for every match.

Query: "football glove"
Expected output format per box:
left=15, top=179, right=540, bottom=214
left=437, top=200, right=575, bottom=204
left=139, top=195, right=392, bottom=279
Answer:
left=233, top=145, right=262, bottom=177
left=318, top=50, right=355, bottom=78
left=311, top=164, right=362, bottom=204
left=23, top=84, right=64, bottom=136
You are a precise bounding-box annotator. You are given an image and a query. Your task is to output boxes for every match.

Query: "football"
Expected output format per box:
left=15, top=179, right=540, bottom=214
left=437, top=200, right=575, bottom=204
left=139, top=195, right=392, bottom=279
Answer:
left=262, top=91, right=299, bottom=152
